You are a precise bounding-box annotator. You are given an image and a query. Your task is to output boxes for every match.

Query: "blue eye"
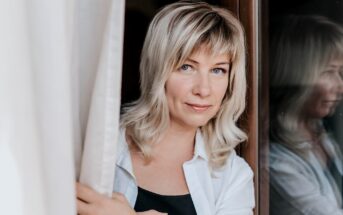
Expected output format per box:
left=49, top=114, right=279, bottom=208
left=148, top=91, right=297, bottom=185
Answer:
left=179, top=64, right=193, bottom=72
left=212, top=68, right=226, bottom=75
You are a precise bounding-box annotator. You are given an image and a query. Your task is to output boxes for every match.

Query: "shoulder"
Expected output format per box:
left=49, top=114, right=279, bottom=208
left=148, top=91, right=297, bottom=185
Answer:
left=210, top=150, right=254, bottom=196
left=269, top=142, right=313, bottom=177
left=215, top=150, right=254, bottom=187
left=269, top=142, right=305, bottom=164
left=212, top=150, right=255, bottom=213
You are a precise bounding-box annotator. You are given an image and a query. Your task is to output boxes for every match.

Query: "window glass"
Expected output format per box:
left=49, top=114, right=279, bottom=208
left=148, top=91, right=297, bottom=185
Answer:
left=268, top=1, right=343, bottom=214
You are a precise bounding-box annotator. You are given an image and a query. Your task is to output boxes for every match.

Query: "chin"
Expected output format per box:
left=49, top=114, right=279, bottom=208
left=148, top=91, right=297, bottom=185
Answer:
left=313, top=111, right=332, bottom=119
left=326, top=108, right=337, bottom=117
left=174, top=113, right=216, bottom=129
left=190, top=118, right=213, bottom=128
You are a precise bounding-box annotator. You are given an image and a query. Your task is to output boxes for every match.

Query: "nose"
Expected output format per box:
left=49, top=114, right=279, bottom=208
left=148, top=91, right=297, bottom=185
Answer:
left=192, top=72, right=211, bottom=97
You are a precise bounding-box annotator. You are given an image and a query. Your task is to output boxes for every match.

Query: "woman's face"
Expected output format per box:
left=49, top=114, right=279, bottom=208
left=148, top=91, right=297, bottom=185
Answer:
left=305, top=59, right=343, bottom=119
left=165, top=46, right=230, bottom=130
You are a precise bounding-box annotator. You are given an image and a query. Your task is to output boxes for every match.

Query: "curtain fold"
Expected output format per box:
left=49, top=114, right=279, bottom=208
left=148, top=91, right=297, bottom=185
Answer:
left=76, top=0, right=125, bottom=196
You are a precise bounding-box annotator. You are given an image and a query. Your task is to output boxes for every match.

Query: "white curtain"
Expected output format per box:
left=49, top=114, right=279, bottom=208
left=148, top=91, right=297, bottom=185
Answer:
left=0, top=0, right=125, bottom=214
left=76, top=0, right=125, bottom=196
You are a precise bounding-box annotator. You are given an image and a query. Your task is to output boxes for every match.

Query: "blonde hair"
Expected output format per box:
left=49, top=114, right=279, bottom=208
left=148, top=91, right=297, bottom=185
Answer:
left=270, top=15, right=343, bottom=151
left=121, top=1, right=247, bottom=168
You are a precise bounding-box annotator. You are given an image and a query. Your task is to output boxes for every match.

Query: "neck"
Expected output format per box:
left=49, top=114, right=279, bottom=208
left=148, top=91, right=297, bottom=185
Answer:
left=298, top=118, right=323, bottom=141
left=152, top=122, right=198, bottom=161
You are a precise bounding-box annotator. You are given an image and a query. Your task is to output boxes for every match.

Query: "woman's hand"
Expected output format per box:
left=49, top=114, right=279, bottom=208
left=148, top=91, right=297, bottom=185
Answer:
left=76, top=183, right=167, bottom=215
left=137, top=211, right=167, bottom=215
left=76, top=182, right=135, bottom=215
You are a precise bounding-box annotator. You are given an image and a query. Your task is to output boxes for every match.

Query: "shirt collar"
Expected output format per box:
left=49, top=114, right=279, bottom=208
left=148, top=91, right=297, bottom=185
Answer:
left=193, top=129, right=209, bottom=161
left=321, top=133, right=343, bottom=174
left=116, top=128, right=135, bottom=178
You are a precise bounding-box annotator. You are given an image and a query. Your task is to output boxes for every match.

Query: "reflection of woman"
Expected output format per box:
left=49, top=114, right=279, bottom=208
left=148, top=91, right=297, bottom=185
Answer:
left=269, top=15, right=343, bottom=215
left=76, top=2, right=255, bottom=215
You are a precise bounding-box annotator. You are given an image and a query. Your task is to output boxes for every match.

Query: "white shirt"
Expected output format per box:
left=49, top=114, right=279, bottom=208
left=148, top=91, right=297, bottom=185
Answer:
left=113, top=129, right=255, bottom=215
left=270, top=135, right=343, bottom=215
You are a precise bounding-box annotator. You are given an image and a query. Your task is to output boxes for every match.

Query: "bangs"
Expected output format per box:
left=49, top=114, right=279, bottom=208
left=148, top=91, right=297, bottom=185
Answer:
left=318, top=31, right=343, bottom=66
left=325, top=20, right=343, bottom=59
left=196, top=15, right=238, bottom=58
left=309, top=17, right=343, bottom=67
left=195, top=28, right=237, bottom=60
left=170, top=9, right=241, bottom=69
left=330, top=39, right=343, bottom=60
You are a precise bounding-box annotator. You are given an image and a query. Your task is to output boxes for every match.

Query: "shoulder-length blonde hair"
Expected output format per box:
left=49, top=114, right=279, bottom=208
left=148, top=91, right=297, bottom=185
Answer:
left=270, top=15, right=343, bottom=151
left=121, top=1, right=247, bottom=168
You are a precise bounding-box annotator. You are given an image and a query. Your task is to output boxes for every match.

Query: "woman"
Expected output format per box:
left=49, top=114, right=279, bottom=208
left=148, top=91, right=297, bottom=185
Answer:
left=77, top=1, right=254, bottom=214
left=269, top=15, right=343, bottom=215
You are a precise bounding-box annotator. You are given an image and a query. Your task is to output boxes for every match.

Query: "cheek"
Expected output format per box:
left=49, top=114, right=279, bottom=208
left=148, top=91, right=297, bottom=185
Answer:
left=306, top=93, right=331, bottom=118
left=165, top=79, right=191, bottom=102
left=314, top=79, right=335, bottom=98
left=214, top=81, right=229, bottom=102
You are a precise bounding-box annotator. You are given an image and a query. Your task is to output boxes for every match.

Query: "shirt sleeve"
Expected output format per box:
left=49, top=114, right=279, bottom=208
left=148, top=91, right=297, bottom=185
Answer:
left=215, top=153, right=255, bottom=215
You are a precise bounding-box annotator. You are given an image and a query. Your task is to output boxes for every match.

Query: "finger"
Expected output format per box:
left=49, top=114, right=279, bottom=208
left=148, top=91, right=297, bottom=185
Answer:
left=76, top=182, right=100, bottom=203
left=137, top=210, right=168, bottom=215
left=76, top=199, right=92, bottom=215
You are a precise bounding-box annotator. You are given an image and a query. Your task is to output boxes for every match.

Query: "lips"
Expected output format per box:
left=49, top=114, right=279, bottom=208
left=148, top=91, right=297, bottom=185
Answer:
left=186, top=103, right=212, bottom=112
left=322, top=100, right=342, bottom=110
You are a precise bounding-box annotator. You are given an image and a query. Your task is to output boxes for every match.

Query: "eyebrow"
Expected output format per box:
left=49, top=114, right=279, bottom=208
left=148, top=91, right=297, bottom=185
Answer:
left=186, top=58, right=231, bottom=66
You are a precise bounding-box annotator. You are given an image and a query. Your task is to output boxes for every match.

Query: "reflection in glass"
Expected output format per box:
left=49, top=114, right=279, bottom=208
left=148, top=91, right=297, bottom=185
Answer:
left=269, top=15, right=343, bottom=214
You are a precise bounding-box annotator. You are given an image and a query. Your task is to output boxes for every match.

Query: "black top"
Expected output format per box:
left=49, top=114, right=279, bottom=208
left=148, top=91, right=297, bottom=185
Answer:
left=134, top=186, right=197, bottom=215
